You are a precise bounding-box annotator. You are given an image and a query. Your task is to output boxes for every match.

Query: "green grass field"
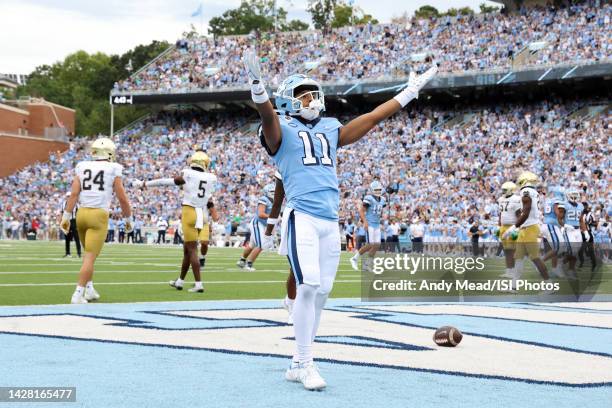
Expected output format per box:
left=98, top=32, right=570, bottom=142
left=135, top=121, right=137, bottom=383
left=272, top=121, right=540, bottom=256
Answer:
left=0, top=240, right=608, bottom=305
left=0, top=240, right=363, bottom=305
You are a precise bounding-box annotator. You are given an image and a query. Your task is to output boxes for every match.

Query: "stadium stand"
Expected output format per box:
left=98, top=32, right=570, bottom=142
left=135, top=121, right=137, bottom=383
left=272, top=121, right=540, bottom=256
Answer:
left=113, top=1, right=610, bottom=93
left=1, top=99, right=609, bottom=244
left=1, top=1, right=610, bottom=246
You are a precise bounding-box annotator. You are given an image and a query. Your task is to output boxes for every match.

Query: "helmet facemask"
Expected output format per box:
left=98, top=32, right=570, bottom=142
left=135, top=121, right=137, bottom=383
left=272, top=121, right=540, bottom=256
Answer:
left=274, top=75, right=325, bottom=120
left=294, top=88, right=325, bottom=121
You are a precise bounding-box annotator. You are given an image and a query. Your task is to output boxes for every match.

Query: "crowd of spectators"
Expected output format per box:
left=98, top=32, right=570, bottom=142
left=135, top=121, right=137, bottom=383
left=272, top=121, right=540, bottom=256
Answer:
left=113, top=1, right=611, bottom=93
left=1, top=98, right=609, bottom=246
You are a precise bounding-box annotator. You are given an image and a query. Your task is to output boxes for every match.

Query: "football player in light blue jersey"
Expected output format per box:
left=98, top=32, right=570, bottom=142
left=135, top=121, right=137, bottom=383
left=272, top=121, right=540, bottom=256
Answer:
left=564, top=188, right=586, bottom=260
left=237, top=183, right=275, bottom=271
left=540, top=185, right=566, bottom=277
left=350, top=181, right=386, bottom=270
left=564, top=188, right=584, bottom=229
left=243, top=50, right=437, bottom=390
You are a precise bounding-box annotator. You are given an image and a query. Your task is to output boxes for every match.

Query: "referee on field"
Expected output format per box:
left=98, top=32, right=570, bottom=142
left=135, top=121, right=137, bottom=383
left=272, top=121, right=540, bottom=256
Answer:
left=61, top=192, right=81, bottom=257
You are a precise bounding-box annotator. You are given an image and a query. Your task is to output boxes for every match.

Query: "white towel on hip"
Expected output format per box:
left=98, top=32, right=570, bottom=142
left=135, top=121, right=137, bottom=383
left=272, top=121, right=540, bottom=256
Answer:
left=195, top=207, right=205, bottom=229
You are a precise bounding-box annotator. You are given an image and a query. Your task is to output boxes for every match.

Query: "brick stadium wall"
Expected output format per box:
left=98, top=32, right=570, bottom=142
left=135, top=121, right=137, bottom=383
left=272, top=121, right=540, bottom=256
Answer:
left=0, top=104, right=29, bottom=134
left=26, top=103, right=75, bottom=136
left=0, top=134, right=69, bottom=177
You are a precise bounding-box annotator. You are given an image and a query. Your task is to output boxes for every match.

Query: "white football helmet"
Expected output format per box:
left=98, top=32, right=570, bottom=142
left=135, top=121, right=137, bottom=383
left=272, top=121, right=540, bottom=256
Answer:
left=501, top=181, right=517, bottom=197
left=91, top=137, right=116, bottom=161
left=370, top=181, right=384, bottom=197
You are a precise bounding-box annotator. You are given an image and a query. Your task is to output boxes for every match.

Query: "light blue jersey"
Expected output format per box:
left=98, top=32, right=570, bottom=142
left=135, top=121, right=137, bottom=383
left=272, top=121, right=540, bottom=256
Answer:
left=261, top=114, right=342, bottom=221
left=543, top=198, right=562, bottom=225
left=565, top=201, right=584, bottom=228
left=256, top=195, right=273, bottom=225
left=363, top=194, right=386, bottom=227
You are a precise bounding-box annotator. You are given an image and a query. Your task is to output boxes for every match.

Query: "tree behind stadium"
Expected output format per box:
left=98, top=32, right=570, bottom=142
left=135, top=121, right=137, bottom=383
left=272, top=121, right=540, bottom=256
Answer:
left=17, top=41, right=169, bottom=136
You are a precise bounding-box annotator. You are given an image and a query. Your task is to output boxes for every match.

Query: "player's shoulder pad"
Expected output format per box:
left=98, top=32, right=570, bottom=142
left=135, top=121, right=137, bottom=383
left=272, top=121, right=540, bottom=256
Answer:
left=319, top=116, right=342, bottom=132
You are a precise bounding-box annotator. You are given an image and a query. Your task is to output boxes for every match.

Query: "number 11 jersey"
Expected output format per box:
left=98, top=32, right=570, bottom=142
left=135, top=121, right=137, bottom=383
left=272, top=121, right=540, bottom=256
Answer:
left=261, top=114, right=342, bottom=221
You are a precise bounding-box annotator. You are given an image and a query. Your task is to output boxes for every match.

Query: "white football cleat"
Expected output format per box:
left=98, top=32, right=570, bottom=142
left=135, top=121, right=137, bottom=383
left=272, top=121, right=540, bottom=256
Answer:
left=236, top=260, right=245, bottom=269
left=285, top=361, right=300, bottom=382
left=244, top=265, right=256, bottom=272
left=84, top=288, right=100, bottom=301
left=169, top=280, right=183, bottom=290
left=297, top=362, right=326, bottom=390
left=71, top=294, right=88, bottom=304
left=349, top=256, right=359, bottom=271
left=188, top=286, right=204, bottom=293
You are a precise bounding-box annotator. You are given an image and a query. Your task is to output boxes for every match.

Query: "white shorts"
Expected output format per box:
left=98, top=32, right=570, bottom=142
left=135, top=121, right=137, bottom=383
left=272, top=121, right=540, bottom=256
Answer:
left=565, top=227, right=584, bottom=256
left=248, top=218, right=265, bottom=248
left=279, top=208, right=341, bottom=286
left=366, top=226, right=381, bottom=244
left=541, top=224, right=567, bottom=255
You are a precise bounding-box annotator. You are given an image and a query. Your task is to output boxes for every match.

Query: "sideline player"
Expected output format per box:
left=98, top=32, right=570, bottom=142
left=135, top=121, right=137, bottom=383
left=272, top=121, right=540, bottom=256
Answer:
left=61, top=137, right=133, bottom=304
left=237, top=183, right=275, bottom=271
left=350, top=181, right=386, bottom=271
left=261, top=171, right=296, bottom=324
left=502, top=172, right=550, bottom=286
left=244, top=49, right=437, bottom=389
left=135, top=151, right=218, bottom=293
left=497, top=181, right=521, bottom=278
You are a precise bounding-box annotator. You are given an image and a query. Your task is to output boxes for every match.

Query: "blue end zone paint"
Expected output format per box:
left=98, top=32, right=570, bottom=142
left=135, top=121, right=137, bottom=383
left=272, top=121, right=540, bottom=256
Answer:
left=0, top=300, right=611, bottom=408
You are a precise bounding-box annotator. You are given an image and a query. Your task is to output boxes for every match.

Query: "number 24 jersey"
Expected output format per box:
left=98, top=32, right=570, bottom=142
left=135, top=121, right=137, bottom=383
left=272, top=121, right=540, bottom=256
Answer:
left=75, top=160, right=123, bottom=210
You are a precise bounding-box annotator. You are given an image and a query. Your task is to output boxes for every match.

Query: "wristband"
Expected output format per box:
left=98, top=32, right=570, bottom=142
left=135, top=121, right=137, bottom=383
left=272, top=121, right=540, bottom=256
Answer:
left=267, top=218, right=278, bottom=226
left=251, top=82, right=269, bottom=104
left=393, top=87, right=418, bottom=108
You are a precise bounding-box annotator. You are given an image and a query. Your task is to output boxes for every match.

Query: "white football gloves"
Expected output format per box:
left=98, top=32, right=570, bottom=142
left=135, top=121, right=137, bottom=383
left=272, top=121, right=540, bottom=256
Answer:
left=261, top=233, right=275, bottom=251
left=394, top=63, right=438, bottom=107
left=60, top=211, right=71, bottom=235
left=132, top=179, right=144, bottom=188
left=243, top=50, right=269, bottom=104
left=125, top=215, right=134, bottom=234
left=502, top=225, right=518, bottom=240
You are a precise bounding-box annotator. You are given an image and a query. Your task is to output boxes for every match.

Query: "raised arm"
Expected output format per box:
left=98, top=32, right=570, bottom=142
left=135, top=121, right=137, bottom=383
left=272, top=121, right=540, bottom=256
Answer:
left=244, top=51, right=281, bottom=154
left=113, top=177, right=132, bottom=219
left=135, top=175, right=184, bottom=188
left=338, top=65, right=438, bottom=147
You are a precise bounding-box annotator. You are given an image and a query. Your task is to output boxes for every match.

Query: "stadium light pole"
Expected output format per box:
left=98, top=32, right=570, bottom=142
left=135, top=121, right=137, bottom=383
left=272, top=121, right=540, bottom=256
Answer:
left=110, top=101, right=114, bottom=137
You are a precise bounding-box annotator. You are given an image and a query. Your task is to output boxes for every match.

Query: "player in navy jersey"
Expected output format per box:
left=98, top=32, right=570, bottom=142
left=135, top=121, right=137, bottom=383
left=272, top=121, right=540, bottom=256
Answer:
left=243, top=50, right=437, bottom=390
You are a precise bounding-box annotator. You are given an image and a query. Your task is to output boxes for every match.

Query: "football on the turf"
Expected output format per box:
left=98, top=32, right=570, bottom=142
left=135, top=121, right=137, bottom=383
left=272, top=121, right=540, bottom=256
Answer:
left=433, top=326, right=463, bottom=347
